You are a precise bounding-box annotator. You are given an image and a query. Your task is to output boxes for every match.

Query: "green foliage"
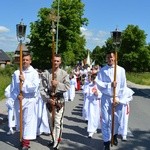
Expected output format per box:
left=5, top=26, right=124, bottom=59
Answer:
left=91, top=46, right=106, bottom=66
left=126, top=72, right=150, bottom=85
left=119, top=24, right=150, bottom=72
left=96, top=24, right=150, bottom=72
left=27, top=0, right=88, bottom=69
left=0, top=75, right=11, bottom=100
left=0, top=65, right=17, bottom=100
left=0, top=65, right=17, bottom=76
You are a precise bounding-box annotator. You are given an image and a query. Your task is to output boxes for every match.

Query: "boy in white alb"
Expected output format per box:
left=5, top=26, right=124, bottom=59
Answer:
left=5, top=84, right=16, bottom=135
left=82, top=73, right=91, bottom=121
left=118, top=87, right=134, bottom=141
left=68, top=73, right=76, bottom=101
left=85, top=74, right=102, bottom=138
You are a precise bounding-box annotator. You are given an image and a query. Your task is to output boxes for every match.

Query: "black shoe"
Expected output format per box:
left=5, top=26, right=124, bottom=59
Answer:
left=88, top=136, right=92, bottom=139
left=53, top=147, right=59, bottom=150
left=48, top=141, right=54, bottom=147
left=114, top=134, right=118, bottom=146
left=104, top=141, right=110, bottom=150
left=22, top=146, right=28, bottom=150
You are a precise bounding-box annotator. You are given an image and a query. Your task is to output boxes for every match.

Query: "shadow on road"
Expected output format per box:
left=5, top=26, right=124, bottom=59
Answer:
left=130, top=87, right=150, bottom=99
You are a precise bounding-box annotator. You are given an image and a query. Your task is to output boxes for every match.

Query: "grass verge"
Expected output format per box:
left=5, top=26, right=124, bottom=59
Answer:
left=0, top=75, right=11, bottom=100
left=126, top=72, right=150, bottom=86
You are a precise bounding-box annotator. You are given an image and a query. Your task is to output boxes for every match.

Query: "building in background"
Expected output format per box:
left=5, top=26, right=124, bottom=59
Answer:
left=0, top=49, right=11, bottom=68
left=14, top=43, right=29, bottom=64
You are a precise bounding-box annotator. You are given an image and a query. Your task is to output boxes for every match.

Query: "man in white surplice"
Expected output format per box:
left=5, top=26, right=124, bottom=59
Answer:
left=11, top=53, right=40, bottom=150
left=95, top=51, right=127, bottom=150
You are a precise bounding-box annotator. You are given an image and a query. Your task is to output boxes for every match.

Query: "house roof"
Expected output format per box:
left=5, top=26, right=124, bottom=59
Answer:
left=0, top=49, right=10, bottom=61
left=15, top=43, right=29, bottom=52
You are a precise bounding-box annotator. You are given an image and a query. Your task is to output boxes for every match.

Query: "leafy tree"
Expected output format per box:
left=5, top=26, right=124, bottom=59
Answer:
left=27, top=0, right=88, bottom=69
left=119, top=25, right=149, bottom=72
left=92, top=24, right=150, bottom=72
left=91, top=46, right=106, bottom=66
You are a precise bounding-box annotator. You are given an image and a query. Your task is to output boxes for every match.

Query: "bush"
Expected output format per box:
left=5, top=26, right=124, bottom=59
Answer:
left=0, top=75, right=11, bottom=100
left=0, top=64, right=18, bottom=76
left=0, top=65, right=17, bottom=100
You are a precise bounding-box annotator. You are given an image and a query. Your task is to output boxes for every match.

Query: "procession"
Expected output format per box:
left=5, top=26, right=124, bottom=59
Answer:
left=1, top=1, right=150, bottom=150
left=2, top=49, right=135, bottom=150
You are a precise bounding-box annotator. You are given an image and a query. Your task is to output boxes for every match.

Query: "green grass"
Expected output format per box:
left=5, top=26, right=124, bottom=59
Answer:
left=126, top=72, right=150, bottom=86
left=0, top=75, right=11, bottom=100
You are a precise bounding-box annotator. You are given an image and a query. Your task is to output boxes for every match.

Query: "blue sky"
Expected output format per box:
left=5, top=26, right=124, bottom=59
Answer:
left=0, top=0, right=150, bottom=52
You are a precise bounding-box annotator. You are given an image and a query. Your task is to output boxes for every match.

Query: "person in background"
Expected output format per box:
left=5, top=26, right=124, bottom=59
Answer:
left=74, top=67, right=81, bottom=91
left=36, top=70, right=50, bottom=136
left=118, top=87, right=134, bottom=141
left=82, top=73, right=92, bottom=121
left=5, top=84, right=16, bottom=135
left=68, top=73, right=76, bottom=101
left=85, top=74, right=102, bottom=138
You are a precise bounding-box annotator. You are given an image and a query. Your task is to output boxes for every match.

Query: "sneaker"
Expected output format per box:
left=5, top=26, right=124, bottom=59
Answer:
left=7, top=129, right=14, bottom=135
left=88, top=132, right=94, bottom=138
left=104, top=141, right=110, bottom=150
left=48, top=141, right=54, bottom=147
left=94, top=130, right=97, bottom=133
left=22, top=146, right=29, bottom=150
left=122, top=135, right=127, bottom=141
left=113, top=134, right=118, bottom=146
left=53, top=146, right=59, bottom=150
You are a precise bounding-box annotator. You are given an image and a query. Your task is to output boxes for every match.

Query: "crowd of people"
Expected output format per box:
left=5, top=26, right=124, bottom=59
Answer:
left=4, top=51, right=134, bottom=150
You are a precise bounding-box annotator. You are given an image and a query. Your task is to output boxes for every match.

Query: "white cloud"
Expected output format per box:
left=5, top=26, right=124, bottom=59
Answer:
left=0, top=33, right=18, bottom=51
left=0, top=26, right=9, bottom=33
left=80, top=27, right=110, bottom=50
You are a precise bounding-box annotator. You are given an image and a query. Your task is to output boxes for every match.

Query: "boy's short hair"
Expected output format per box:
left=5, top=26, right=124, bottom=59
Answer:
left=23, top=52, right=31, bottom=57
left=54, top=53, right=61, bottom=58
left=106, top=50, right=115, bottom=55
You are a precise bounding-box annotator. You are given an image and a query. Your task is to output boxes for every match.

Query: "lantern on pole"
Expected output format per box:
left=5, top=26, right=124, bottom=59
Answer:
left=16, top=19, right=27, bottom=142
left=16, top=19, right=27, bottom=41
left=111, top=28, right=122, bottom=49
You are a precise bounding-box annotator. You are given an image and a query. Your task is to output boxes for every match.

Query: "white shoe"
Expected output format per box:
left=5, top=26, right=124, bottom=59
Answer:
left=7, top=129, right=14, bottom=135
left=122, top=135, right=127, bottom=141
left=88, top=132, right=94, bottom=138
left=94, top=130, right=97, bottom=133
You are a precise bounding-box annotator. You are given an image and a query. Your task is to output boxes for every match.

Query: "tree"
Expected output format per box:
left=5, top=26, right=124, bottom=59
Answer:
left=91, top=46, right=106, bottom=66
left=92, top=24, right=150, bottom=72
left=27, top=0, right=88, bottom=69
left=119, top=25, right=149, bottom=72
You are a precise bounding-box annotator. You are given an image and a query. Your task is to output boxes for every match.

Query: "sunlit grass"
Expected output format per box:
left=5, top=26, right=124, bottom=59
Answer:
left=0, top=75, right=11, bottom=100
left=126, top=72, right=150, bottom=86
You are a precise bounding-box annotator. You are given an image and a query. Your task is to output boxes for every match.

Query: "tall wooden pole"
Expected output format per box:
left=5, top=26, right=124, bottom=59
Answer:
left=111, top=51, right=117, bottom=146
left=51, top=27, right=55, bottom=130
left=16, top=20, right=26, bottom=143
left=49, top=9, right=59, bottom=143
left=19, top=40, right=23, bottom=142
left=110, top=28, right=121, bottom=146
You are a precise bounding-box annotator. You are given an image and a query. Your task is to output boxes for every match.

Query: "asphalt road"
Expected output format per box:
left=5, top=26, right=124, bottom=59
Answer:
left=0, top=82, right=150, bottom=150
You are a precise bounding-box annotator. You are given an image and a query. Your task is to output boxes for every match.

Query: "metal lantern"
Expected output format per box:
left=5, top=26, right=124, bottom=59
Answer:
left=111, top=28, right=122, bottom=47
left=16, top=20, right=27, bottom=41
